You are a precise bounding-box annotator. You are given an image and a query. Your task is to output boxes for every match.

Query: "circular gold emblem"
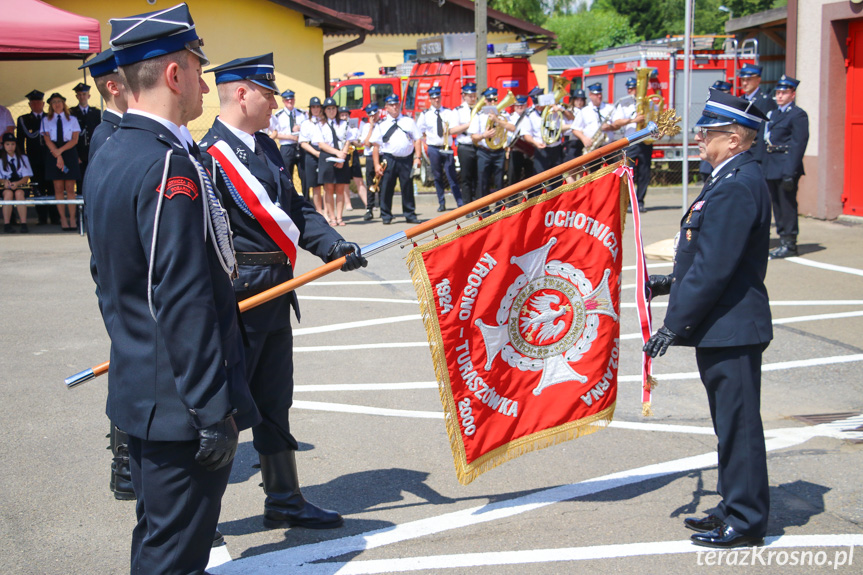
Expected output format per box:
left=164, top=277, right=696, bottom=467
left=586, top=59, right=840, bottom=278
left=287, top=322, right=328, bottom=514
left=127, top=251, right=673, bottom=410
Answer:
left=508, top=276, right=586, bottom=359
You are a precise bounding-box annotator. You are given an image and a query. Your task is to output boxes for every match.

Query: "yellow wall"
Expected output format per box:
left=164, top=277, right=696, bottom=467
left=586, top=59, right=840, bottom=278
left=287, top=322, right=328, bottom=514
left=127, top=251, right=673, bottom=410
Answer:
left=0, top=0, right=327, bottom=139
left=325, top=32, right=548, bottom=92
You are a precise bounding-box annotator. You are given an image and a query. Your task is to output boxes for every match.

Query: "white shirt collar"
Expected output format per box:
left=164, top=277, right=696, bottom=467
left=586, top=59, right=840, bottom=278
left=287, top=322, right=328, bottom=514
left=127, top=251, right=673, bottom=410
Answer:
left=217, top=117, right=256, bottom=151
left=126, top=109, right=185, bottom=145
left=710, top=154, right=739, bottom=178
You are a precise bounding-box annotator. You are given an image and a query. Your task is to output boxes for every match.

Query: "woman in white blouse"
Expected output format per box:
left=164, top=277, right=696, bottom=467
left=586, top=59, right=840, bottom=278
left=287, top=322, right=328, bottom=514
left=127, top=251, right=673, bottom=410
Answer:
left=314, top=98, right=351, bottom=226
left=1, top=133, right=33, bottom=233
left=41, top=92, right=80, bottom=230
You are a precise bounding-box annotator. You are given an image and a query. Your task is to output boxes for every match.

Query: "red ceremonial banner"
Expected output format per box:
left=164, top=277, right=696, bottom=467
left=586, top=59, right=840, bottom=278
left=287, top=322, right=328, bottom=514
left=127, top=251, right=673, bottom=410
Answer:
left=408, top=163, right=629, bottom=484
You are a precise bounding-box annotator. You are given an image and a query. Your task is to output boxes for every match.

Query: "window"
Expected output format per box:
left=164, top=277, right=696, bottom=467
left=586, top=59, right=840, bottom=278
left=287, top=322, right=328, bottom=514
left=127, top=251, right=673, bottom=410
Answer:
left=370, top=83, right=394, bottom=109
left=404, top=80, right=418, bottom=111
left=332, top=85, right=364, bottom=110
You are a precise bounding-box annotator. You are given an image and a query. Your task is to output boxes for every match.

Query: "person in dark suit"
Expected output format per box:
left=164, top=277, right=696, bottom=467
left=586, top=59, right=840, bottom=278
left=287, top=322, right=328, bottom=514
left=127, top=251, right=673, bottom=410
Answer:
left=644, top=89, right=772, bottom=549
left=16, top=90, right=59, bottom=225
left=80, top=47, right=135, bottom=501
left=82, top=48, right=127, bottom=162
left=761, top=75, right=810, bottom=259
left=70, top=82, right=101, bottom=194
left=199, top=53, right=366, bottom=531
left=738, top=64, right=776, bottom=165
left=85, top=5, right=260, bottom=574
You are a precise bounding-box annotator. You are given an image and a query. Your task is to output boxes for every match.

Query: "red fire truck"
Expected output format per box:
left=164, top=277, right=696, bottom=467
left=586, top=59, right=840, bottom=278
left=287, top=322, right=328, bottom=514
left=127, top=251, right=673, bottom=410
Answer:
left=562, top=36, right=760, bottom=172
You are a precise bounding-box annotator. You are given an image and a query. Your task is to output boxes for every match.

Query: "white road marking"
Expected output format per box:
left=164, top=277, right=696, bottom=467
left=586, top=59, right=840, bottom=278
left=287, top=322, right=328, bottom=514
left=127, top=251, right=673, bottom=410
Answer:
left=209, top=416, right=863, bottom=574
left=254, top=534, right=863, bottom=574
left=295, top=342, right=428, bottom=352
left=772, top=310, right=863, bottom=324
left=206, top=545, right=232, bottom=570
left=786, top=256, right=863, bottom=277
left=294, top=315, right=420, bottom=336
left=295, top=382, right=438, bottom=392
left=623, top=262, right=674, bottom=271
left=625, top=300, right=863, bottom=309
left=298, top=295, right=419, bottom=304
left=293, top=400, right=442, bottom=419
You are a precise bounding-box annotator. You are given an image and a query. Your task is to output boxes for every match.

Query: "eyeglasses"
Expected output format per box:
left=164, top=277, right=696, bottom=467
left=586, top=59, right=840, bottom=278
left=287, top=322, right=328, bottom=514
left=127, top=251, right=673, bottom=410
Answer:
left=696, top=127, right=735, bottom=138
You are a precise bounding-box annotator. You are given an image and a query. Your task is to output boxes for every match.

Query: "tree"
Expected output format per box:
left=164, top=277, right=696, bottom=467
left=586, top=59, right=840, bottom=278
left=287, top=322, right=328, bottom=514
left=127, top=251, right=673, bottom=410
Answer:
left=545, top=10, right=641, bottom=54
left=488, top=0, right=547, bottom=25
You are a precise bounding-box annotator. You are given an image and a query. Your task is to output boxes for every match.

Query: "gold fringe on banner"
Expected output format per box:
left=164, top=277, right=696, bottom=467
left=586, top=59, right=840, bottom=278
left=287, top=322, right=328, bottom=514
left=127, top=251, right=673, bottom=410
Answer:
left=407, top=161, right=625, bottom=485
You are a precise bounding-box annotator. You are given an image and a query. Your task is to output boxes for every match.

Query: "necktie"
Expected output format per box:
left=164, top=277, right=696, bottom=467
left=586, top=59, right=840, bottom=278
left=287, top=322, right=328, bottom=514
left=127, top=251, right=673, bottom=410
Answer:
left=9, top=157, right=20, bottom=181
left=436, top=109, right=443, bottom=137
left=56, top=115, right=64, bottom=145
left=329, top=121, right=339, bottom=149
left=288, top=110, right=295, bottom=132
left=254, top=140, right=263, bottom=157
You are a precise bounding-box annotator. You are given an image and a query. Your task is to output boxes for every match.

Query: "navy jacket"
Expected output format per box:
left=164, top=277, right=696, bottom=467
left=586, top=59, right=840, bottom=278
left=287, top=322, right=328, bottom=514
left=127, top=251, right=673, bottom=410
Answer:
left=85, top=113, right=259, bottom=441
left=745, top=88, right=777, bottom=164
left=761, top=103, right=809, bottom=181
left=664, top=151, right=773, bottom=347
left=70, top=105, right=101, bottom=156
left=199, top=120, right=342, bottom=333
left=88, top=109, right=122, bottom=161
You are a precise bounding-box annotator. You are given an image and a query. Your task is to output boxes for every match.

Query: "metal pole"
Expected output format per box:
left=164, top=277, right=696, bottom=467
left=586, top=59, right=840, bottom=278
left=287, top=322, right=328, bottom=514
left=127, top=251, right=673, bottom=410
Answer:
left=682, top=0, right=693, bottom=213
left=475, top=0, right=488, bottom=93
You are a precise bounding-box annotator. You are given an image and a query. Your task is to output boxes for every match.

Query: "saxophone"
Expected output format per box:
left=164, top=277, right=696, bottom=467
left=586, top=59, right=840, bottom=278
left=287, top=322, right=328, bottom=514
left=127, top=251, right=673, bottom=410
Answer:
left=581, top=106, right=611, bottom=155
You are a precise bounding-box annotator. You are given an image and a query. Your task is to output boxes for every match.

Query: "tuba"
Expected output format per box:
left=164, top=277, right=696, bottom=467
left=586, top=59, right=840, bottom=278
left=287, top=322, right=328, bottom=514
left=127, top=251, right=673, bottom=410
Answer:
left=484, top=90, right=516, bottom=150
left=540, top=76, right=569, bottom=145
left=635, top=67, right=664, bottom=143
left=468, top=95, right=487, bottom=129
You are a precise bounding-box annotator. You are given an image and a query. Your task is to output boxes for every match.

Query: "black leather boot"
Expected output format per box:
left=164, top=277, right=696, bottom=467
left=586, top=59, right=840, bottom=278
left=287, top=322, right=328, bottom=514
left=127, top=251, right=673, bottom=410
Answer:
left=109, top=424, right=136, bottom=500
left=260, top=450, right=343, bottom=529
left=769, top=237, right=798, bottom=259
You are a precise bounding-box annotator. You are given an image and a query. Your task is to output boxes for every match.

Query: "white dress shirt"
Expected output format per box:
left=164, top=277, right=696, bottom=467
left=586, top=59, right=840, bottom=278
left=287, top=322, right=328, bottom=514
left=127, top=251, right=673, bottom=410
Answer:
left=370, top=114, right=421, bottom=157
left=453, top=102, right=474, bottom=145
left=1, top=154, right=33, bottom=180
left=270, top=107, right=307, bottom=146
left=40, top=113, right=81, bottom=142
left=417, top=106, right=455, bottom=147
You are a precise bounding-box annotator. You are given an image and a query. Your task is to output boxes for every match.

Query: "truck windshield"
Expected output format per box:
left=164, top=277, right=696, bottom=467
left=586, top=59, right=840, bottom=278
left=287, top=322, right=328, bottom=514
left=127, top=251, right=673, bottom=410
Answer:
left=370, top=83, right=394, bottom=108
left=333, top=84, right=364, bottom=110
left=404, top=80, right=418, bottom=110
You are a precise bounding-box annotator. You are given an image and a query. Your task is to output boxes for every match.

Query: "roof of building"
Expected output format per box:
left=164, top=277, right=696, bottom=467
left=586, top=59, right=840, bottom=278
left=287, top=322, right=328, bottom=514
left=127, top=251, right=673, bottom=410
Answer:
left=269, top=0, right=374, bottom=33
left=548, top=55, right=592, bottom=74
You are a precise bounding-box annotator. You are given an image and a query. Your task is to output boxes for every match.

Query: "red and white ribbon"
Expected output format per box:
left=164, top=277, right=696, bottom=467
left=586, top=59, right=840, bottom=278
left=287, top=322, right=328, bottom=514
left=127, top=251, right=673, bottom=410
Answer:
left=207, top=140, right=299, bottom=268
left=614, top=163, right=654, bottom=412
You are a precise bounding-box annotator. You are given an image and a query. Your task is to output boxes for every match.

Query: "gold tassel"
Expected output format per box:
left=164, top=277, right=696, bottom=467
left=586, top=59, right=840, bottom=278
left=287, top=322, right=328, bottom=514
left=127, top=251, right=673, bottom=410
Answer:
left=647, top=374, right=658, bottom=389
left=642, top=402, right=653, bottom=417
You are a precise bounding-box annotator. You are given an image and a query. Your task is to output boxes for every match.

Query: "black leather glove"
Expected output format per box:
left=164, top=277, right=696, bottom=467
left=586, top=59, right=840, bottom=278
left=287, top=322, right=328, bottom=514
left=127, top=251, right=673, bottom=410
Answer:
left=328, top=240, right=368, bottom=272
left=195, top=413, right=239, bottom=471
left=643, top=326, right=679, bottom=358
left=646, top=274, right=673, bottom=299
left=780, top=177, right=796, bottom=193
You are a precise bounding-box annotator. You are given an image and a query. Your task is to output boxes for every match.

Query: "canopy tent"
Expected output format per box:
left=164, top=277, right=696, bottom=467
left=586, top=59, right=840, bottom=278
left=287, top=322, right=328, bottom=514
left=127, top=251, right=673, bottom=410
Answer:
left=0, top=0, right=101, bottom=61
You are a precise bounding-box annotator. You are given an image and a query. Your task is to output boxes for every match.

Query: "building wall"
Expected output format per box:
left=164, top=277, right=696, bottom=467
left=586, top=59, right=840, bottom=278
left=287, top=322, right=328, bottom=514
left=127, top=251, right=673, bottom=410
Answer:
left=794, top=0, right=863, bottom=219
left=324, top=33, right=549, bottom=93
left=0, top=0, right=326, bottom=139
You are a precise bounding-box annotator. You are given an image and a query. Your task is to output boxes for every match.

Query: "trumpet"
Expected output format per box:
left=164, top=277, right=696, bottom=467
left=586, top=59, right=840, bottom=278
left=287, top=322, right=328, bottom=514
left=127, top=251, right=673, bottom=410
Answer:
left=370, top=158, right=387, bottom=194
left=484, top=90, right=517, bottom=150
left=345, top=143, right=356, bottom=168
left=442, top=120, right=451, bottom=154
left=540, top=76, right=569, bottom=145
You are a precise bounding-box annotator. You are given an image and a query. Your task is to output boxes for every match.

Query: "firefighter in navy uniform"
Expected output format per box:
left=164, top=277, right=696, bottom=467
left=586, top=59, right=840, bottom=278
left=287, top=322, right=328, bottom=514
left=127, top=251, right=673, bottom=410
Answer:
left=16, top=90, right=59, bottom=225
left=644, top=89, right=772, bottom=550
left=762, top=75, right=809, bottom=259
left=69, top=83, right=101, bottom=193
left=371, top=93, right=422, bottom=224
left=80, top=48, right=135, bottom=501
left=416, top=86, right=462, bottom=211
left=85, top=5, right=261, bottom=574
left=199, top=53, right=366, bottom=530
left=738, top=64, right=777, bottom=164
left=699, top=80, right=732, bottom=182
left=81, top=49, right=127, bottom=162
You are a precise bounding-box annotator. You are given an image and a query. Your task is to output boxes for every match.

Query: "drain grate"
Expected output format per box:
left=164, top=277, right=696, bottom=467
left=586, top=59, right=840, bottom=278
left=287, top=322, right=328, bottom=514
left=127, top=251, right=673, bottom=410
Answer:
left=791, top=412, right=863, bottom=443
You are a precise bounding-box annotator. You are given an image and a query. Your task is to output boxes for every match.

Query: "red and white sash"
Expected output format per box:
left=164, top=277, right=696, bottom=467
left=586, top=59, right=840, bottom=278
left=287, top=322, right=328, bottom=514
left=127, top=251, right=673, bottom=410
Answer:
left=207, top=140, right=299, bottom=268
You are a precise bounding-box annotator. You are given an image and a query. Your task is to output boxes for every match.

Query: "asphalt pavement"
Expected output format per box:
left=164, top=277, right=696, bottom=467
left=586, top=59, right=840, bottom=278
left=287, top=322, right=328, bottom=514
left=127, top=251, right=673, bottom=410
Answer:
left=1, top=184, right=862, bottom=575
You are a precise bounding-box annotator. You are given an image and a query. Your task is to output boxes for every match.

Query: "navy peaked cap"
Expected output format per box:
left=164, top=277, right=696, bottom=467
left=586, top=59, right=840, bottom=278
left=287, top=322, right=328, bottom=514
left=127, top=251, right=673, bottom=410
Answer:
left=109, top=3, right=207, bottom=66
left=309, top=96, right=322, bottom=107
left=528, top=86, right=544, bottom=98
left=711, top=80, right=732, bottom=92
left=775, top=74, right=800, bottom=90
left=280, top=90, right=295, bottom=98
left=385, top=93, right=400, bottom=104
left=482, top=87, right=498, bottom=98
left=461, top=83, right=477, bottom=94
left=364, top=102, right=379, bottom=114
left=427, top=86, right=442, bottom=97
left=515, top=95, right=528, bottom=104
left=322, top=97, right=337, bottom=108
left=696, top=88, right=767, bottom=130
left=625, top=77, right=637, bottom=88
left=571, top=88, right=586, bottom=99
left=25, top=90, right=44, bottom=101
left=587, top=82, right=603, bottom=94
left=73, top=83, right=91, bottom=92
left=207, top=53, right=278, bottom=92
left=79, top=49, right=118, bottom=78
left=738, top=64, right=763, bottom=77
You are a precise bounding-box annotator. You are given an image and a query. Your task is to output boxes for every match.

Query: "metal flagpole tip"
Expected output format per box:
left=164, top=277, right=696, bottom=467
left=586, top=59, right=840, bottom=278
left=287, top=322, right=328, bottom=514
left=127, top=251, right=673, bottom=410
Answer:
left=656, top=109, right=682, bottom=139
left=65, top=368, right=96, bottom=389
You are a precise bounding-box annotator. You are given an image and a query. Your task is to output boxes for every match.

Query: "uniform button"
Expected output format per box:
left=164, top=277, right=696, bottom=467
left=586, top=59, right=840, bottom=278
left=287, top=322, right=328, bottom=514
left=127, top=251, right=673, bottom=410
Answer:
left=685, top=326, right=691, bottom=331
left=244, top=282, right=249, bottom=288
left=224, top=360, right=228, bottom=367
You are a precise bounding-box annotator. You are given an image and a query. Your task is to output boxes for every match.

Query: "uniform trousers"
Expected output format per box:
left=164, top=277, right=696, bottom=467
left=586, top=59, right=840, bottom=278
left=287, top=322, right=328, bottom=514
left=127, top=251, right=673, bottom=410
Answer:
left=128, top=436, right=232, bottom=575
left=302, top=147, right=319, bottom=200
left=477, top=147, right=505, bottom=217
left=507, top=148, right=534, bottom=186
left=244, top=323, right=298, bottom=454
left=379, top=153, right=416, bottom=221
left=364, top=155, right=376, bottom=209
left=695, top=343, right=770, bottom=537
left=766, top=176, right=799, bottom=242
left=280, top=144, right=303, bottom=198
left=626, top=142, right=653, bottom=206
left=532, top=144, right=563, bottom=177
left=456, top=143, right=478, bottom=205
left=562, top=136, right=584, bottom=163
left=428, top=145, right=462, bottom=207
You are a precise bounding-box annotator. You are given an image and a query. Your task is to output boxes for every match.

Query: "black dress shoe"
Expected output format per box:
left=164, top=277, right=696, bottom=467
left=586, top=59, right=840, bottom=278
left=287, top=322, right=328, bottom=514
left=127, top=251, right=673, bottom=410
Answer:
left=405, top=215, right=420, bottom=224
left=769, top=244, right=798, bottom=259
left=437, top=204, right=446, bottom=212
left=382, top=217, right=392, bottom=225
left=691, top=524, right=764, bottom=548
left=684, top=514, right=724, bottom=533
left=212, top=529, right=225, bottom=547
left=363, top=209, right=373, bottom=221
